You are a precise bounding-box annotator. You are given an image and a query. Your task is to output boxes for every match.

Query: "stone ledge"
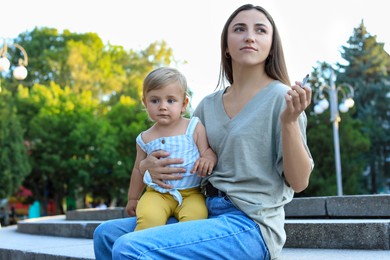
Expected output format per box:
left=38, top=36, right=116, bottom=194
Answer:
left=16, top=216, right=390, bottom=250
left=285, top=196, right=327, bottom=217
left=285, top=195, right=390, bottom=218
left=326, top=195, right=390, bottom=217
left=66, top=208, right=127, bottom=221
left=285, top=219, right=390, bottom=249
left=17, top=216, right=102, bottom=238
left=0, top=225, right=94, bottom=260
left=64, top=195, right=390, bottom=220
left=2, top=225, right=390, bottom=260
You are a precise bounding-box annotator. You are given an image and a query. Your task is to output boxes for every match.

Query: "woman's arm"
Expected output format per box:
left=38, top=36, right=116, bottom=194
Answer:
left=281, top=82, right=313, bottom=193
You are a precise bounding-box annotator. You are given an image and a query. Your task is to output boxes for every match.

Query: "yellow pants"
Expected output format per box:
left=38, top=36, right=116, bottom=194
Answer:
left=135, top=186, right=208, bottom=231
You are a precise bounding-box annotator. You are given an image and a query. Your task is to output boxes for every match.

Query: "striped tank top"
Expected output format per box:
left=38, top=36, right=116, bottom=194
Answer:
left=136, top=117, right=202, bottom=205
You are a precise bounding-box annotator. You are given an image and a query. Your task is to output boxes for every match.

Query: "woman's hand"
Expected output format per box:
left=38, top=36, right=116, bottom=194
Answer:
left=281, top=81, right=312, bottom=124
left=139, top=150, right=186, bottom=189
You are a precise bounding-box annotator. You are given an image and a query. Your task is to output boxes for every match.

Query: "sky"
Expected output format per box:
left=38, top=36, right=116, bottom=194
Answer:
left=1, top=0, right=389, bottom=108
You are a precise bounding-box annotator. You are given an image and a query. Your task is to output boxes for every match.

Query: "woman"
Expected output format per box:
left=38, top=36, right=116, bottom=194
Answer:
left=94, top=4, right=313, bottom=259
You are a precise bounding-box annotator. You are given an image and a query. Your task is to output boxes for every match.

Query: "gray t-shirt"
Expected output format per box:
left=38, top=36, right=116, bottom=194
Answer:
left=193, top=80, right=313, bottom=259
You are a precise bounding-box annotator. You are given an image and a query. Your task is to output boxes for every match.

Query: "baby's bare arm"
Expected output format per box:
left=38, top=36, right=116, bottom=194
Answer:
left=192, top=122, right=217, bottom=177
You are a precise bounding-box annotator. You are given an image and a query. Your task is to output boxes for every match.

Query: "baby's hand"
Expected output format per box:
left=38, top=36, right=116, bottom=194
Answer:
left=191, top=157, right=214, bottom=177
left=125, top=200, right=138, bottom=217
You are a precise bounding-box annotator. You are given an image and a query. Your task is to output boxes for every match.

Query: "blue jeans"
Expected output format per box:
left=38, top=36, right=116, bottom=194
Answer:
left=93, top=196, right=270, bottom=260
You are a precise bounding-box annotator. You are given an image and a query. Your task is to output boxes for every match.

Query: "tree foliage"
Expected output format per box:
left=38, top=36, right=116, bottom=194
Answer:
left=300, top=62, right=370, bottom=196
left=0, top=90, right=31, bottom=198
left=1, top=27, right=174, bottom=213
left=337, top=20, right=390, bottom=193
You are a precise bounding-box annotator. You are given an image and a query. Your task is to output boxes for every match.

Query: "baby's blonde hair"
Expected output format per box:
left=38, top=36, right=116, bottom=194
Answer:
left=143, top=67, right=188, bottom=98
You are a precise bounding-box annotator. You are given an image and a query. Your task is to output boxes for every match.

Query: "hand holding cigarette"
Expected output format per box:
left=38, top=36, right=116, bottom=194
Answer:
left=301, top=74, right=309, bottom=88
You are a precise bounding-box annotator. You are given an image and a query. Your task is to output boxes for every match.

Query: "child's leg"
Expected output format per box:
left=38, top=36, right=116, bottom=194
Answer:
left=175, top=187, right=208, bottom=221
left=135, top=188, right=178, bottom=231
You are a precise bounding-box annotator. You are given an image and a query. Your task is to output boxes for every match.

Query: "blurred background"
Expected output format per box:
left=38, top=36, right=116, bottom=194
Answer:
left=0, top=0, right=389, bottom=226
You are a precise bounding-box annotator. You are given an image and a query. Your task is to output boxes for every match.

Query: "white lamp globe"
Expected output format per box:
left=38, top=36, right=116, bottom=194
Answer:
left=339, top=102, right=349, bottom=113
left=345, top=98, right=355, bottom=108
left=13, top=65, right=28, bottom=80
left=314, top=104, right=324, bottom=114
left=0, top=57, right=10, bottom=72
left=319, top=99, right=329, bottom=110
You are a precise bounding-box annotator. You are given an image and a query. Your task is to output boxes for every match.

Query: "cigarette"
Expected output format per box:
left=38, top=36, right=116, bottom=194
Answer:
left=301, top=74, right=309, bottom=87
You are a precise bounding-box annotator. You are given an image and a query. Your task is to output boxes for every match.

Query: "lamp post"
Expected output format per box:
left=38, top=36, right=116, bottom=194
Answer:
left=314, top=71, right=355, bottom=196
left=0, top=38, right=29, bottom=91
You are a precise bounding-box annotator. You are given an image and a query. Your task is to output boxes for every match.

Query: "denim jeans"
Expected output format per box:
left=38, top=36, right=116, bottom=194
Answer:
left=93, top=196, right=270, bottom=260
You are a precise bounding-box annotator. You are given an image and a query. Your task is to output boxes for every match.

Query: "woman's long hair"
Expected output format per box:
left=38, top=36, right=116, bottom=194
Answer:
left=217, top=4, right=291, bottom=88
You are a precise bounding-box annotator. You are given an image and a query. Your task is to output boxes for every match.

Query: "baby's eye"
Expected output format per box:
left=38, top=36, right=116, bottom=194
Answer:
left=151, top=98, right=159, bottom=104
left=167, top=99, right=176, bottom=104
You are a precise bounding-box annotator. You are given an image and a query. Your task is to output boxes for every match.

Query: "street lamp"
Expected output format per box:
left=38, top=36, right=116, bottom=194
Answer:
left=313, top=71, right=355, bottom=196
left=0, top=38, right=29, bottom=81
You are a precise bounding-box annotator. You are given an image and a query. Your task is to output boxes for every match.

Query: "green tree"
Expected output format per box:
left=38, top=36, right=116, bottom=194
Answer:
left=8, top=27, right=176, bottom=102
left=337, top=20, right=390, bottom=193
left=17, top=83, right=118, bottom=213
left=6, top=27, right=184, bottom=211
left=91, top=96, right=150, bottom=205
left=6, top=28, right=175, bottom=209
left=0, top=90, right=30, bottom=198
left=301, top=62, right=370, bottom=196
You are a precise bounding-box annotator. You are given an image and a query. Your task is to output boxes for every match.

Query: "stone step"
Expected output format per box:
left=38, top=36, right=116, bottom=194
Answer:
left=285, top=194, right=390, bottom=218
left=0, top=225, right=94, bottom=260
left=66, top=208, right=127, bottom=221
left=65, top=195, right=390, bottom=222
left=2, top=225, right=390, bottom=260
left=16, top=215, right=390, bottom=250
left=285, top=219, right=390, bottom=249
left=17, top=215, right=102, bottom=238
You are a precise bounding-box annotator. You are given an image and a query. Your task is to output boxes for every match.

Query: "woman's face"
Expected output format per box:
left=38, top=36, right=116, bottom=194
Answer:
left=226, top=9, right=273, bottom=67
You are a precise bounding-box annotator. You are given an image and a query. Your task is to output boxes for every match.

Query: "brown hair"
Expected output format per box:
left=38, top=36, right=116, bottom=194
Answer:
left=217, top=4, right=290, bottom=87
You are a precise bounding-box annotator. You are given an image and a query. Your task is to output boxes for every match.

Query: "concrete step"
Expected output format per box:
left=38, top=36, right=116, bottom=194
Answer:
left=2, top=225, right=390, bottom=260
left=15, top=214, right=390, bottom=250
left=0, top=225, right=94, bottom=260
left=285, top=194, right=390, bottom=218
left=16, top=215, right=102, bottom=238
left=285, top=219, right=390, bottom=249
left=66, top=208, right=127, bottom=221
left=3, top=195, right=390, bottom=259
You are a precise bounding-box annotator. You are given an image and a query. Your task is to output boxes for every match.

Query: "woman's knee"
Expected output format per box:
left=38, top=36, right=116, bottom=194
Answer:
left=112, top=235, right=138, bottom=259
left=93, top=221, right=106, bottom=241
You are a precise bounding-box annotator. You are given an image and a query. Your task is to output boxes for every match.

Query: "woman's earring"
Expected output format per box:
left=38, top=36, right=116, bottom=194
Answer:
left=225, top=51, right=231, bottom=59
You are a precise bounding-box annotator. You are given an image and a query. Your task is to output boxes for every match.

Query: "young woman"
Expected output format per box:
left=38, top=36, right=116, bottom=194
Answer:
left=94, top=4, right=313, bottom=259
